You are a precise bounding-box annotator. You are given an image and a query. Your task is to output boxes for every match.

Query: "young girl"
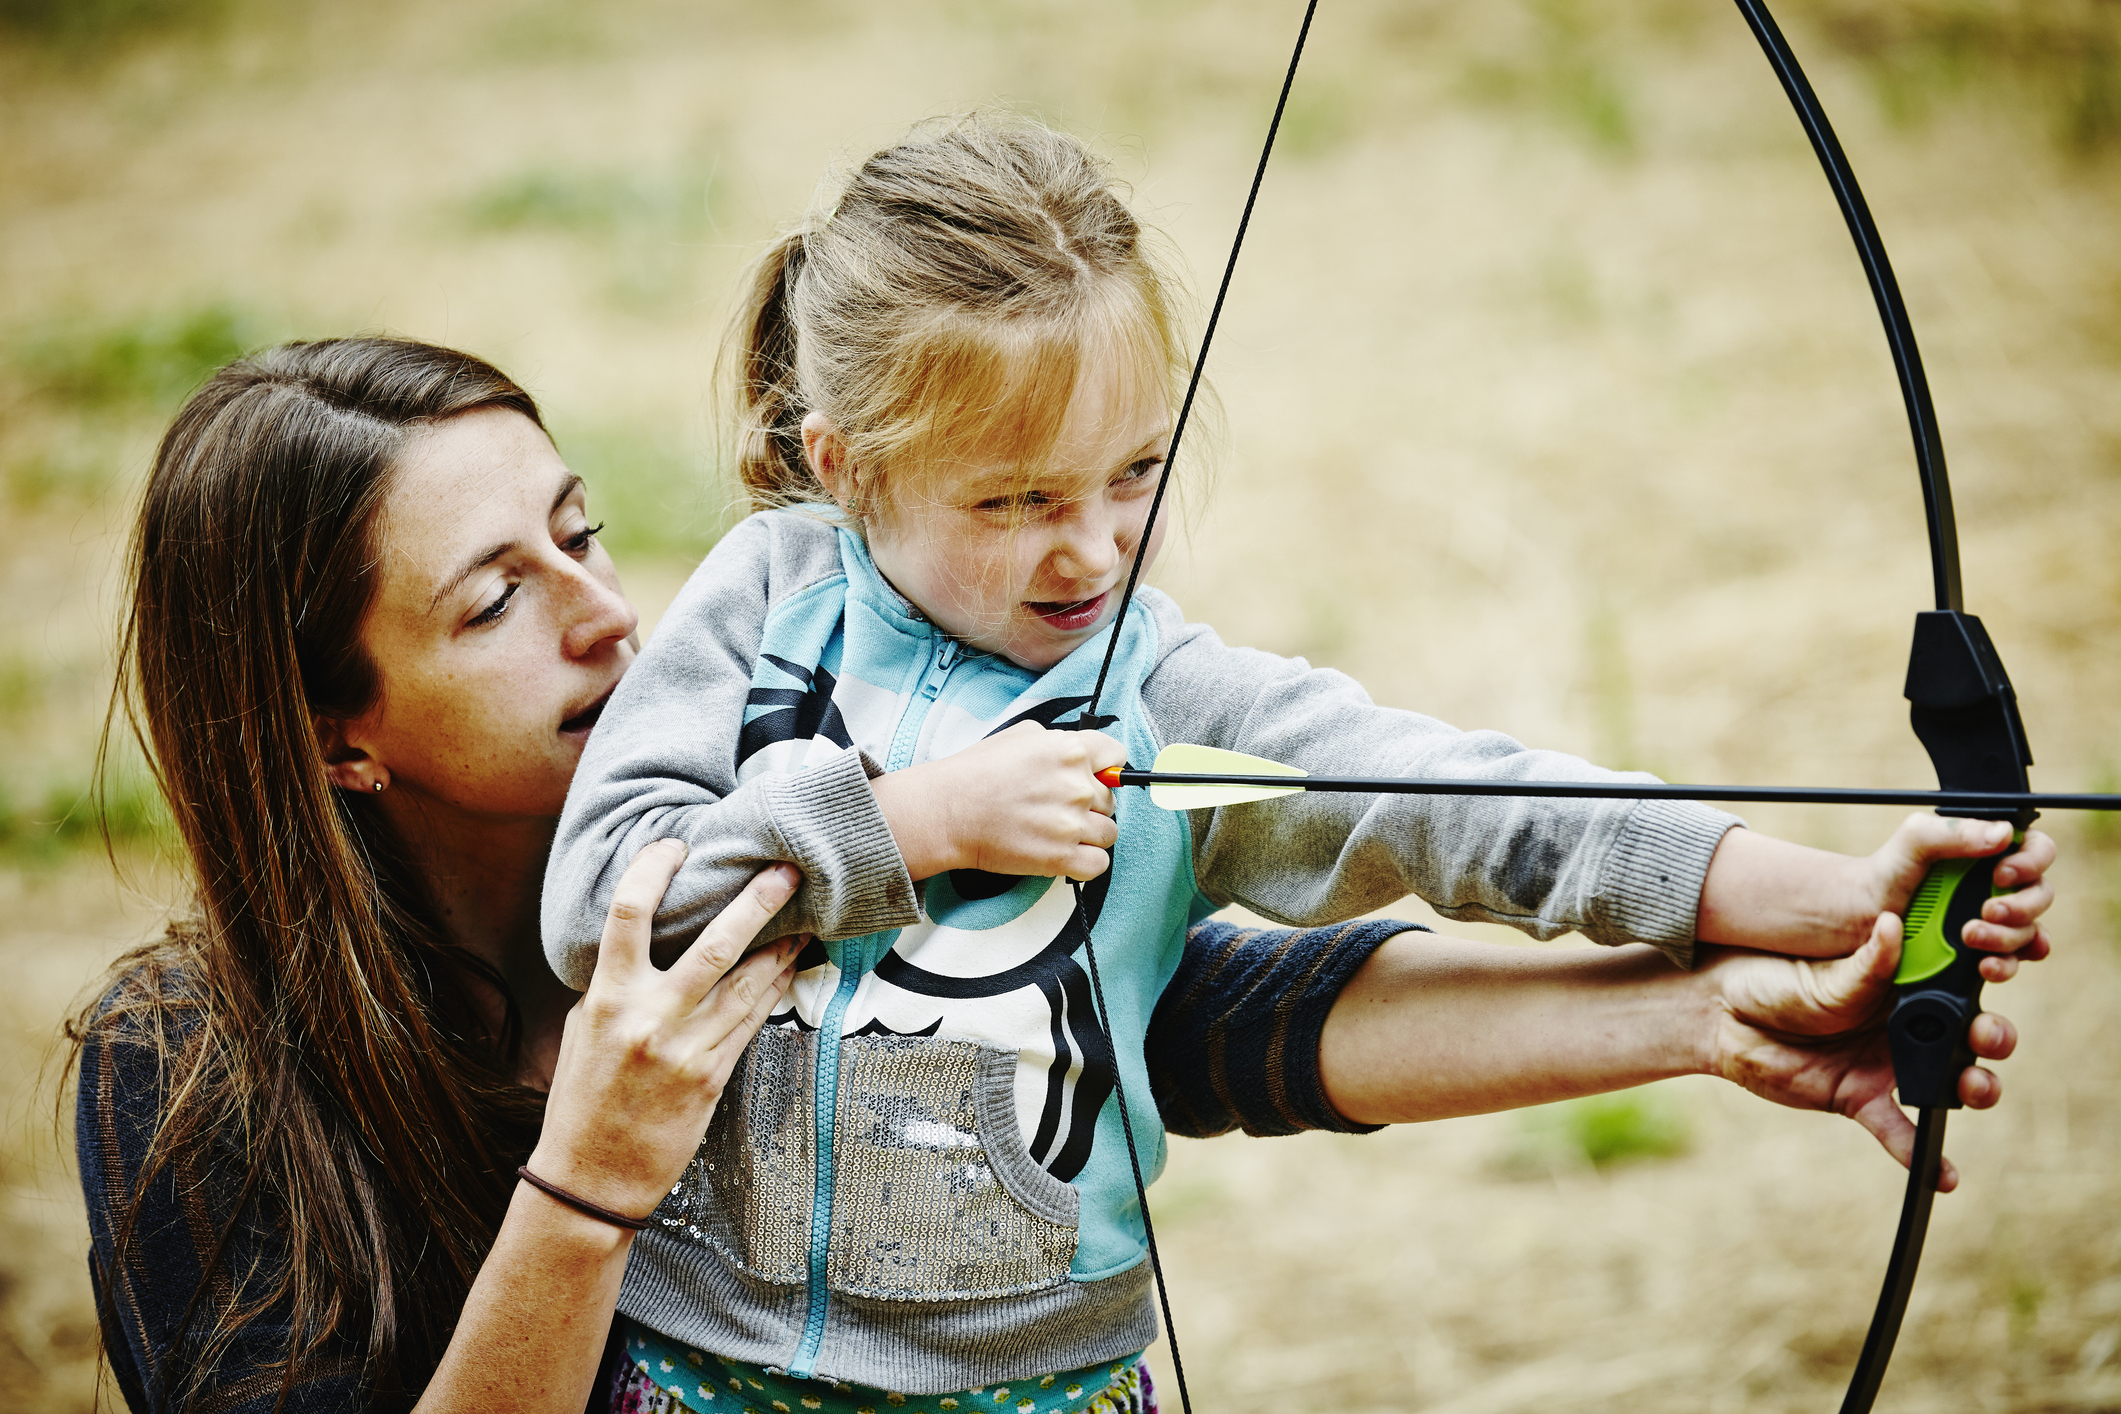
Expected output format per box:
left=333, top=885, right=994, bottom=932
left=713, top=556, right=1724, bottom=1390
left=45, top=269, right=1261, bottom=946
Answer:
left=540, top=118, right=2035, bottom=1413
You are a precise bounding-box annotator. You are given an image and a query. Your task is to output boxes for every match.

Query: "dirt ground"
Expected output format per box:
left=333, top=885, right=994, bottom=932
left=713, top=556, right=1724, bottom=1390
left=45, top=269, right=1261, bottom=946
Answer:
left=2, top=0, right=2118, bottom=1409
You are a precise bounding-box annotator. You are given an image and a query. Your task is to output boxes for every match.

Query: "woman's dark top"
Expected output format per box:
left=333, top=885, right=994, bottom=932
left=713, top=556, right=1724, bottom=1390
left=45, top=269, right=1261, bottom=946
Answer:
left=77, top=917, right=1412, bottom=1412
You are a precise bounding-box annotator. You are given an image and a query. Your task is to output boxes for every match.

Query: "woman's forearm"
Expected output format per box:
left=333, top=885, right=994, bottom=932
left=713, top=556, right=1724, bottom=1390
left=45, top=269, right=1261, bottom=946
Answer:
left=411, top=1183, right=633, bottom=1412
left=1318, top=934, right=1714, bottom=1125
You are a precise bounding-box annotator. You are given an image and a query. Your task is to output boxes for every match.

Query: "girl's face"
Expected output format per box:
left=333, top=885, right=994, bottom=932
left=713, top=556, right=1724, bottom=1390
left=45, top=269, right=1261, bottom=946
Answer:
left=326, top=408, right=639, bottom=820
left=826, top=380, right=1172, bottom=671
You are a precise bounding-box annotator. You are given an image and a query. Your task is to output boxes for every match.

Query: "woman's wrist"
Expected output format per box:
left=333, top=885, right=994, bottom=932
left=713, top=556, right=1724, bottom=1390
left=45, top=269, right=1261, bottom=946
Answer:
left=521, top=1138, right=665, bottom=1227
left=502, top=1168, right=640, bottom=1254
left=1687, top=947, right=1741, bottom=1081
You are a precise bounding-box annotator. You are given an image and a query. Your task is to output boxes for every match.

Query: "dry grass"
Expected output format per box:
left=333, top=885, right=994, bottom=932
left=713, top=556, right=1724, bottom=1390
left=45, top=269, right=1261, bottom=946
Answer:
left=2, top=1, right=2117, bottom=1409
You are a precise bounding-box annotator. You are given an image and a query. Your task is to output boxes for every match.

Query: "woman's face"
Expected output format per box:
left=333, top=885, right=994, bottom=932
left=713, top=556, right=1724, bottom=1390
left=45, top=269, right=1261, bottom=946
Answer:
left=328, top=407, right=638, bottom=821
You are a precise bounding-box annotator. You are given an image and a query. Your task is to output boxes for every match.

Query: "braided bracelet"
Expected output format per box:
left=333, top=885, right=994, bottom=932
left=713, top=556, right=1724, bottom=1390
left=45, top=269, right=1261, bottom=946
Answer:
left=515, top=1165, right=654, bottom=1231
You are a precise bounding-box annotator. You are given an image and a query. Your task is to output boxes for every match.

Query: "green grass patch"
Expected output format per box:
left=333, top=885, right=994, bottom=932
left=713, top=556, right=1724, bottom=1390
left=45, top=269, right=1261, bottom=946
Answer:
left=0, top=767, right=172, bottom=865
left=463, top=163, right=715, bottom=239
left=1461, top=0, right=1637, bottom=158
left=11, top=303, right=260, bottom=411
left=553, top=422, right=730, bottom=567
left=0, top=0, right=228, bottom=46
left=1798, top=0, right=2121, bottom=156
left=460, top=162, right=721, bottom=312
left=1497, top=1084, right=1692, bottom=1176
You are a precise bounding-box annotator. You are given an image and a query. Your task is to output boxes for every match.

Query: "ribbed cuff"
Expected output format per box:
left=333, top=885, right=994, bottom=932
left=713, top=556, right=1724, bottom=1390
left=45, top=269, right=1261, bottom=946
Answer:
left=1597, top=800, right=1743, bottom=969
left=1148, top=918, right=1423, bottom=1139
left=759, top=745, right=920, bottom=940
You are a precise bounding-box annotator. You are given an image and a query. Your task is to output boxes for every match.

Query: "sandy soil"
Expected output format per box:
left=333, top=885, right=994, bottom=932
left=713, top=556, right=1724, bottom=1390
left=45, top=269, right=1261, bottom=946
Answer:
left=2, top=1, right=2117, bottom=1409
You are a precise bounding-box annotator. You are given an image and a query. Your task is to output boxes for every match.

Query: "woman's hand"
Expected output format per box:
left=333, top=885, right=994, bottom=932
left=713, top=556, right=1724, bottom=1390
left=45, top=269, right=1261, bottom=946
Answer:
left=870, top=721, right=1125, bottom=883
left=1701, top=912, right=2024, bottom=1191
left=525, top=843, right=802, bottom=1220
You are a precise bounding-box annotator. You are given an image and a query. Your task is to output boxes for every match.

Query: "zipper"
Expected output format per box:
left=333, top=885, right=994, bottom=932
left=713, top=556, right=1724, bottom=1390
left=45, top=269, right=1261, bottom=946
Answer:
left=789, top=950, right=867, bottom=1379
left=790, top=638, right=957, bottom=1377
left=883, top=635, right=960, bottom=771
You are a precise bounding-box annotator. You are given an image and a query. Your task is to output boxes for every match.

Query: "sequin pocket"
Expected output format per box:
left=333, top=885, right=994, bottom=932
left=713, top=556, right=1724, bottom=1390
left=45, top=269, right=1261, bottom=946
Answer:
left=653, top=1022, right=816, bottom=1284
left=826, top=1034, right=1079, bottom=1301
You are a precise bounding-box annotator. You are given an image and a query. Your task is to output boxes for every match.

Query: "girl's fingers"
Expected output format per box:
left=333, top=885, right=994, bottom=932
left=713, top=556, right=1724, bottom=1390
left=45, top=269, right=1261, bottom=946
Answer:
left=1084, top=812, right=1119, bottom=851
left=1990, top=829, right=2056, bottom=890
left=1978, top=955, right=2020, bottom=983
left=1062, top=844, right=1114, bottom=882
left=595, top=839, right=692, bottom=982
left=670, top=864, right=801, bottom=1008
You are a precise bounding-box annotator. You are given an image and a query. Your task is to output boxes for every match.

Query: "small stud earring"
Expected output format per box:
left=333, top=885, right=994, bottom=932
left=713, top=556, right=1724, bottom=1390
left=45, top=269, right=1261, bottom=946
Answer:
left=372, top=779, right=386, bottom=793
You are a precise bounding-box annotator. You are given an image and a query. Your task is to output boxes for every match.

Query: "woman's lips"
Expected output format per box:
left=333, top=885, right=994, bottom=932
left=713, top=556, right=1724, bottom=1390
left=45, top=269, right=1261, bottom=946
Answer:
left=559, top=686, right=616, bottom=738
left=1025, top=590, right=1110, bottom=632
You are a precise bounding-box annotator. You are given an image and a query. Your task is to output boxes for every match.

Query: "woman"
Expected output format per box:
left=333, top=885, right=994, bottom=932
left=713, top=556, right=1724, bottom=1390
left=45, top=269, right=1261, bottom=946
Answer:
left=73, top=336, right=2052, bottom=1414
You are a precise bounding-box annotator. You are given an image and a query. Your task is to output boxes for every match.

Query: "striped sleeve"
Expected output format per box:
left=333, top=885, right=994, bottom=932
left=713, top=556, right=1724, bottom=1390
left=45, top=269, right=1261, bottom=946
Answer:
left=77, top=990, right=366, bottom=1412
left=1146, top=918, right=1425, bottom=1138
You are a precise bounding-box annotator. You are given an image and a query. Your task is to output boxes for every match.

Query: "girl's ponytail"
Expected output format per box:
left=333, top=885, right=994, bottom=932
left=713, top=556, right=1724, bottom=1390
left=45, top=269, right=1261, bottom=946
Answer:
left=731, top=231, right=818, bottom=509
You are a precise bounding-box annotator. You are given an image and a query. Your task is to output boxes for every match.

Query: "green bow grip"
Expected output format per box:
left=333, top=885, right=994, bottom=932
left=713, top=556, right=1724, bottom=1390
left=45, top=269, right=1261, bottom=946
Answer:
left=1894, top=834, right=2018, bottom=985
left=1887, top=831, right=2019, bottom=1109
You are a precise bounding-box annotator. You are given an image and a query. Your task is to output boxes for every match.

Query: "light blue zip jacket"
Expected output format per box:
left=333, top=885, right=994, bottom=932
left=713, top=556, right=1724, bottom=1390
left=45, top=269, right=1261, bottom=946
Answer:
left=542, top=509, right=1737, bottom=1394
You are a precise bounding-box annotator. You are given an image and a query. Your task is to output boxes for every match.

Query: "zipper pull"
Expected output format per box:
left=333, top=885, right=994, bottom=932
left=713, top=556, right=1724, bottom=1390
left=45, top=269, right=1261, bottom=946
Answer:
left=920, top=637, right=960, bottom=699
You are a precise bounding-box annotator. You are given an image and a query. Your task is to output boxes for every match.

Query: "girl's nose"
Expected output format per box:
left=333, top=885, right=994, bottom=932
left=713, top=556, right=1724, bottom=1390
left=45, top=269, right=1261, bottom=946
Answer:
left=560, top=562, right=640, bottom=659
left=1051, top=503, right=1123, bottom=581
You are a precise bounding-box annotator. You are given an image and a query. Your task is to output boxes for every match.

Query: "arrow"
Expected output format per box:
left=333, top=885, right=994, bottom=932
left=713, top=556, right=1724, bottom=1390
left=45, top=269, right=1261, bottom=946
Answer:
left=1096, top=743, right=2121, bottom=813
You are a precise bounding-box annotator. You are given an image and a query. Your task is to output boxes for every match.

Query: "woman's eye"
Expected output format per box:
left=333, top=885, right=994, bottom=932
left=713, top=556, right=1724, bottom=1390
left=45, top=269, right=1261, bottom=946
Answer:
left=562, top=521, right=605, bottom=554
left=469, top=582, right=519, bottom=628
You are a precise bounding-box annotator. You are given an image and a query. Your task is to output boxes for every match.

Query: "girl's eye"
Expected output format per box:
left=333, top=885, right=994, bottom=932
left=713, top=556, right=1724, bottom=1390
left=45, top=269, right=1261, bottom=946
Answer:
left=468, top=582, right=518, bottom=628
left=562, top=521, right=605, bottom=554
left=975, top=493, right=1052, bottom=515
left=1120, top=456, right=1163, bottom=485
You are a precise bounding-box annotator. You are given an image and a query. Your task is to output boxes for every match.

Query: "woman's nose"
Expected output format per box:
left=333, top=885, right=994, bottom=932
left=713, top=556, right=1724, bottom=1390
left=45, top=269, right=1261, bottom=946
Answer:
left=560, top=562, right=640, bottom=659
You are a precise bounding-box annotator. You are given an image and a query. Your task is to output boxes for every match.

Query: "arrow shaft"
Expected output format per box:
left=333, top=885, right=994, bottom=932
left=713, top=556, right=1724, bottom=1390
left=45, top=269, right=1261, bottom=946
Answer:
left=1113, top=771, right=2121, bottom=811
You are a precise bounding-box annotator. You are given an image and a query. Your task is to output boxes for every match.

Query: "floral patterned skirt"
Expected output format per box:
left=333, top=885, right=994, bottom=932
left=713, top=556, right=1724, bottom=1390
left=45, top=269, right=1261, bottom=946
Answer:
left=605, top=1325, right=1155, bottom=1414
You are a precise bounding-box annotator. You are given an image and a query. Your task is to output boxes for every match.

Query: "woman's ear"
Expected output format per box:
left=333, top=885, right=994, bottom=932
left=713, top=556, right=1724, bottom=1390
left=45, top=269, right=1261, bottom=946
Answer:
left=801, top=411, right=856, bottom=511
left=314, top=715, right=388, bottom=794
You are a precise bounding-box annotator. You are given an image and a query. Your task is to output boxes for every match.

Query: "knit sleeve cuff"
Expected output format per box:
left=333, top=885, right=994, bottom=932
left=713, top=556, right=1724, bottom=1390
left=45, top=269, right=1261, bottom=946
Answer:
left=1592, top=800, right=1743, bottom=969
left=759, top=745, right=920, bottom=940
left=1148, top=917, right=1422, bottom=1139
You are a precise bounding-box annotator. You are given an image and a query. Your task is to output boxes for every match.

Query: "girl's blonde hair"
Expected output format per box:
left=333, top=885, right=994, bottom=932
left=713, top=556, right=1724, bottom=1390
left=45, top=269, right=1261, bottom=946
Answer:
left=730, top=115, right=1190, bottom=518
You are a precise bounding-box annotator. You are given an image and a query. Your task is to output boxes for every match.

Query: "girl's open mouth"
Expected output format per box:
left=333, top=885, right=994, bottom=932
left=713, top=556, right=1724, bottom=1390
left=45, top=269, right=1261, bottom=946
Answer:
left=559, top=687, right=615, bottom=738
left=1026, top=591, right=1109, bottom=632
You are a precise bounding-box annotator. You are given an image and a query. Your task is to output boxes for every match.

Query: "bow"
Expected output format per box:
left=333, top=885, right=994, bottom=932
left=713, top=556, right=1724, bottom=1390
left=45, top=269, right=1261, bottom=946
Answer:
left=1059, top=3, right=2111, bottom=1411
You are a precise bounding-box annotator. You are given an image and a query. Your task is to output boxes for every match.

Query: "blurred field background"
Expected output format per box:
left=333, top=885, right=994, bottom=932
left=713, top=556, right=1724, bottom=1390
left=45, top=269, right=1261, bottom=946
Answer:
left=3, top=0, right=2119, bottom=1409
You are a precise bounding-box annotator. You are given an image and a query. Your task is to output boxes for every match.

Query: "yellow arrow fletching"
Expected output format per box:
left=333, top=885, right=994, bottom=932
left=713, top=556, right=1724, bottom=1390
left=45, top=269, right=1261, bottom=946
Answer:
left=1147, top=743, right=1307, bottom=811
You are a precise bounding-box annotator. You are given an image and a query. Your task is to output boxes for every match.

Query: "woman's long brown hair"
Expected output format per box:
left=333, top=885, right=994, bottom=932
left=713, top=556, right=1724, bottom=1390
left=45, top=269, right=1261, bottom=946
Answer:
left=72, top=337, right=553, bottom=1410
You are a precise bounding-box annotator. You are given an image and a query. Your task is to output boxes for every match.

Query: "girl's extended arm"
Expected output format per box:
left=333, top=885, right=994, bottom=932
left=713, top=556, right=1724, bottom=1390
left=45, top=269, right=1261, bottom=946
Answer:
left=1695, top=815, right=2054, bottom=961
left=413, top=850, right=798, bottom=1414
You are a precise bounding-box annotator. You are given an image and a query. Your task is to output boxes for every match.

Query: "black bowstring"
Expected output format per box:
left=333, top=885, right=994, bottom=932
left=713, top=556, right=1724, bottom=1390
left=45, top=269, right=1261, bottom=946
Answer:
left=1066, top=6, right=1318, bottom=1412
left=1079, top=0, right=1319, bottom=727
left=1068, top=878, right=1191, bottom=1412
